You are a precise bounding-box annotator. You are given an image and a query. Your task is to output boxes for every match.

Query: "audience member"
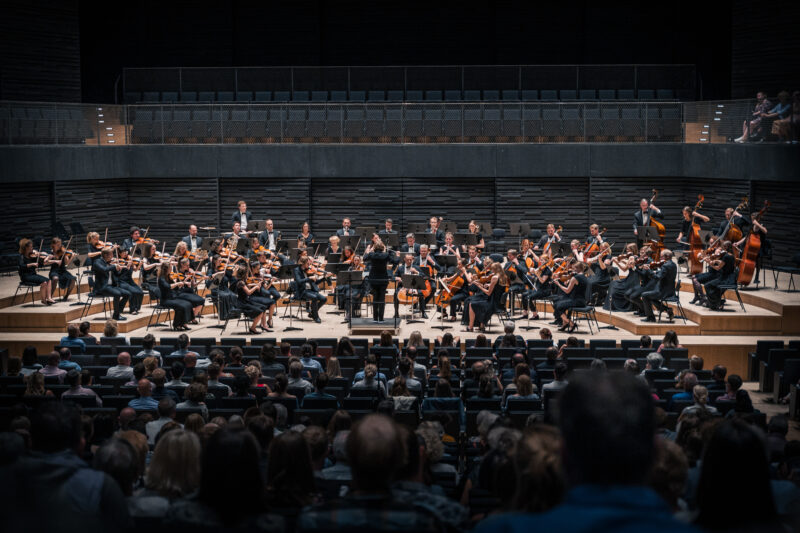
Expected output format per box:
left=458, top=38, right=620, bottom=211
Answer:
left=39, top=351, right=67, bottom=382
left=128, top=378, right=159, bottom=411
left=62, top=369, right=102, bottom=406
left=106, top=352, right=134, bottom=380
left=510, top=424, right=565, bottom=513
left=146, top=397, right=179, bottom=445
left=288, top=360, right=314, bottom=394
left=265, top=430, right=316, bottom=524
left=319, top=430, right=352, bottom=481
left=78, top=321, right=97, bottom=344
left=19, top=346, right=41, bottom=376
left=59, top=324, right=86, bottom=353
left=176, top=382, right=209, bottom=421
left=542, top=362, right=568, bottom=392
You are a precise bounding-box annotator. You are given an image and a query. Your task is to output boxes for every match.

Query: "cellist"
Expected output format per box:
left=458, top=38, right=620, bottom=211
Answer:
left=677, top=206, right=709, bottom=250
left=437, top=258, right=469, bottom=322
left=412, top=244, right=440, bottom=319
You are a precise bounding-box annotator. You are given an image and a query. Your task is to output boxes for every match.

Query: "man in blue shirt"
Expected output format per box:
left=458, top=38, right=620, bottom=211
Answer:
left=57, top=347, right=82, bottom=372
left=302, top=373, right=339, bottom=408
left=127, top=379, right=159, bottom=411
left=59, top=324, right=86, bottom=354
left=476, top=371, right=695, bottom=533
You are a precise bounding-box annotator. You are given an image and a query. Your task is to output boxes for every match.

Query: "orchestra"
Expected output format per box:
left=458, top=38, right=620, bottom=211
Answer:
left=14, top=194, right=765, bottom=334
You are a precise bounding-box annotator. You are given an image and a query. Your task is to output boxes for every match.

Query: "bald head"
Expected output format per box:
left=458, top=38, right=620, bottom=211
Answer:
left=347, top=414, right=405, bottom=491
left=118, top=407, right=136, bottom=430
left=137, top=379, right=152, bottom=397
left=117, top=352, right=131, bottom=366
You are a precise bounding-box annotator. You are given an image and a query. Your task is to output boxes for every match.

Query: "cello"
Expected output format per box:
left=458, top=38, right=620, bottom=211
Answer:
left=648, top=189, right=666, bottom=259
left=688, top=194, right=705, bottom=275
left=737, top=200, right=770, bottom=286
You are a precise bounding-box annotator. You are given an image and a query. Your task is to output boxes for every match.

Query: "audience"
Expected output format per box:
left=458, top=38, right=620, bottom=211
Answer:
left=128, top=379, right=159, bottom=411
left=59, top=324, right=86, bottom=353
left=62, top=369, right=103, bottom=406
left=39, top=351, right=67, bottom=382
left=106, top=351, right=134, bottom=380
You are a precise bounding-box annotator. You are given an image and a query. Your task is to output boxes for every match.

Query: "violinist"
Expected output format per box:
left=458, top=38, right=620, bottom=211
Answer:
left=245, top=261, right=276, bottom=330
left=231, top=200, right=253, bottom=229
left=336, top=218, right=353, bottom=237
left=677, top=206, right=709, bottom=249
left=466, top=263, right=508, bottom=332
left=224, top=221, right=246, bottom=241
left=298, top=221, right=314, bottom=247
left=46, top=237, right=76, bottom=301
left=569, top=240, right=585, bottom=263
left=640, top=249, right=677, bottom=322
left=379, top=218, right=397, bottom=236
left=633, top=197, right=662, bottom=236
left=696, top=241, right=736, bottom=311
left=625, top=245, right=659, bottom=317
left=586, top=241, right=612, bottom=305
left=234, top=268, right=270, bottom=334
left=504, top=249, right=529, bottom=313
left=522, top=248, right=554, bottom=321
left=112, top=248, right=144, bottom=314
left=606, top=243, right=639, bottom=312
left=259, top=219, right=280, bottom=251
left=18, top=238, right=54, bottom=305
left=364, top=241, right=395, bottom=322
left=326, top=235, right=341, bottom=256
left=294, top=256, right=326, bottom=323
left=255, top=253, right=282, bottom=302
left=92, top=248, right=129, bottom=321
left=174, top=258, right=206, bottom=322
left=85, top=232, right=111, bottom=266
left=182, top=225, right=203, bottom=253
left=428, top=216, right=445, bottom=250
left=413, top=244, right=441, bottom=318
left=122, top=227, right=142, bottom=252
left=552, top=262, right=590, bottom=333
left=157, top=262, right=195, bottom=331
left=247, top=236, right=265, bottom=260
left=341, top=246, right=355, bottom=264
left=465, top=245, right=484, bottom=274
left=464, top=220, right=485, bottom=251
left=400, top=233, right=420, bottom=255
left=534, top=224, right=561, bottom=251
left=439, top=258, right=469, bottom=321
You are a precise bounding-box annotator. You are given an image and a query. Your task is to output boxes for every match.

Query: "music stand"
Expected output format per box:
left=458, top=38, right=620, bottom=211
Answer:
left=355, top=226, right=375, bottom=249
left=400, top=274, right=427, bottom=324
left=435, top=254, right=458, bottom=274
left=549, top=242, right=569, bottom=257
left=288, top=248, right=304, bottom=262
left=636, top=226, right=660, bottom=246
left=453, top=233, right=478, bottom=248
left=325, top=263, right=348, bottom=315
left=408, top=222, right=427, bottom=233
left=479, top=222, right=494, bottom=235
left=337, top=270, right=365, bottom=326
left=413, top=233, right=437, bottom=249
left=382, top=232, right=400, bottom=250
left=71, top=254, right=90, bottom=306
left=699, top=230, right=713, bottom=246
left=248, top=220, right=266, bottom=232
left=443, top=221, right=458, bottom=233
left=326, top=253, right=341, bottom=264
left=275, top=264, right=303, bottom=332
left=235, top=239, right=249, bottom=255
left=339, top=235, right=360, bottom=249
left=275, top=239, right=292, bottom=253
left=200, top=239, right=214, bottom=252
left=307, top=242, right=326, bottom=257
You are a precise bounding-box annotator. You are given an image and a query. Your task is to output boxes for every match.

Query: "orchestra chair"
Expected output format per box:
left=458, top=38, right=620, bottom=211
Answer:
left=568, top=283, right=599, bottom=334
left=14, top=281, right=39, bottom=307
left=146, top=294, right=172, bottom=330
left=657, top=279, right=688, bottom=324
left=718, top=268, right=746, bottom=312
left=79, top=276, right=112, bottom=321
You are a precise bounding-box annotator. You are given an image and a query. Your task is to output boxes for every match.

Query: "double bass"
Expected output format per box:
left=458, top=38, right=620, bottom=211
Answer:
left=688, top=194, right=705, bottom=275
left=648, top=189, right=666, bottom=259
left=737, top=200, right=770, bottom=286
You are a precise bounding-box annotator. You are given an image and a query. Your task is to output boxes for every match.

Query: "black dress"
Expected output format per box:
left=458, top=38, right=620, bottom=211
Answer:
left=469, top=280, right=504, bottom=326
left=18, top=254, right=48, bottom=285
left=364, top=251, right=396, bottom=321
left=48, top=252, right=76, bottom=289
left=605, top=267, right=636, bottom=311
left=236, top=281, right=265, bottom=319
left=158, top=276, right=194, bottom=328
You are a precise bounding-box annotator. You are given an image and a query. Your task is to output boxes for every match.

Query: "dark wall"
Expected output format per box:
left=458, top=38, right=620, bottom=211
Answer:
left=3, top=144, right=797, bottom=264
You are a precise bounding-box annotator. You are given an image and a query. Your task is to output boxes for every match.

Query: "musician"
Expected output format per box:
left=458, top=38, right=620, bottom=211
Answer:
left=586, top=241, right=612, bottom=305
left=18, top=238, right=54, bottom=305
left=522, top=248, right=553, bottom=321
left=736, top=215, right=770, bottom=285
left=207, top=256, right=237, bottom=321
left=633, top=198, right=662, bottom=236
left=379, top=218, right=397, bottom=236
left=465, top=245, right=484, bottom=273
left=701, top=241, right=736, bottom=311
left=326, top=235, right=341, bottom=256
left=504, top=249, right=529, bottom=314
left=174, top=258, right=206, bottom=322
left=438, top=258, right=469, bottom=321
left=46, top=237, right=76, bottom=302
left=224, top=222, right=246, bottom=241
left=233, top=269, right=270, bottom=334
left=552, top=262, right=590, bottom=333
left=466, top=263, right=508, bottom=332
left=336, top=218, right=354, bottom=237
left=254, top=252, right=282, bottom=302
left=338, top=255, right=367, bottom=320
left=439, top=232, right=461, bottom=258
left=259, top=219, right=281, bottom=251
left=640, top=249, right=678, bottom=322
left=341, top=246, right=355, bottom=264
left=413, top=245, right=441, bottom=318
left=298, top=222, right=314, bottom=246
left=534, top=224, right=561, bottom=251
left=625, top=245, right=659, bottom=316
left=585, top=224, right=604, bottom=248
left=85, top=232, right=111, bottom=267
left=247, top=237, right=265, bottom=260
left=294, top=256, right=326, bottom=323
left=122, top=227, right=142, bottom=252
left=362, top=241, right=395, bottom=323
left=92, top=248, right=129, bottom=321
left=140, top=244, right=162, bottom=297
left=465, top=220, right=485, bottom=251
left=606, top=243, right=639, bottom=312
left=400, top=233, right=421, bottom=255
left=569, top=239, right=585, bottom=263
left=182, top=225, right=203, bottom=253
left=714, top=207, right=749, bottom=238
left=113, top=248, right=144, bottom=315
left=428, top=216, right=445, bottom=250
left=231, top=200, right=253, bottom=229
left=244, top=262, right=276, bottom=330
left=676, top=207, right=710, bottom=249
left=157, top=263, right=195, bottom=331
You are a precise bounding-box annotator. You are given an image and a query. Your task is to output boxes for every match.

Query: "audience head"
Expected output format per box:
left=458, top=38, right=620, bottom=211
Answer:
left=289, top=360, right=303, bottom=379
left=267, top=430, right=315, bottom=505
left=712, top=364, right=727, bottom=381
left=66, top=324, right=79, bottom=339
left=157, top=397, right=176, bottom=419
left=326, top=357, right=342, bottom=378
left=171, top=362, right=185, bottom=381
left=142, top=334, right=155, bottom=350
left=435, top=379, right=453, bottom=398
left=273, top=373, right=288, bottom=394
left=31, top=402, right=82, bottom=453
left=623, top=358, right=639, bottom=375
left=93, top=437, right=139, bottom=496
left=303, top=425, right=330, bottom=470
left=117, top=352, right=131, bottom=367
left=646, top=352, right=664, bottom=370
left=347, top=414, right=405, bottom=492
left=59, top=347, right=72, bottom=361
left=648, top=439, right=689, bottom=512
left=65, top=369, right=81, bottom=388
left=137, top=378, right=152, bottom=397
left=727, top=374, right=743, bottom=393
left=689, top=355, right=704, bottom=371
left=682, top=372, right=698, bottom=393
left=639, top=335, right=652, bottom=348
left=553, top=362, right=568, bottom=381
left=315, top=372, right=329, bottom=392
left=511, top=425, right=565, bottom=512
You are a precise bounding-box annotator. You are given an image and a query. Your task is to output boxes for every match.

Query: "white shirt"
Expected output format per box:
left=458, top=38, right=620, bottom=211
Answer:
left=189, top=236, right=198, bottom=252
left=240, top=213, right=248, bottom=230
left=641, top=210, right=650, bottom=226
left=268, top=232, right=276, bottom=250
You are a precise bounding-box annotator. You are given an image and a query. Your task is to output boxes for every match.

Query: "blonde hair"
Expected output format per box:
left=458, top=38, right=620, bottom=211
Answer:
left=103, top=319, right=118, bottom=338
left=244, top=364, right=261, bottom=382
left=174, top=241, right=187, bottom=256
left=326, top=357, right=342, bottom=378
left=146, top=429, right=202, bottom=498
left=329, top=235, right=340, bottom=244
left=364, top=364, right=377, bottom=380
left=143, top=356, right=158, bottom=375
left=407, top=331, right=424, bottom=348
left=693, top=385, right=709, bottom=406
left=18, top=238, right=32, bottom=254
left=86, top=232, right=99, bottom=244
left=24, top=372, right=46, bottom=396
left=416, top=422, right=445, bottom=463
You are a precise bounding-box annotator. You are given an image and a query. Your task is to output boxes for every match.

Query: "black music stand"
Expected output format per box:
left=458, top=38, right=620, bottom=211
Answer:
left=407, top=222, right=427, bottom=233
left=549, top=242, right=569, bottom=258
left=399, top=274, right=427, bottom=324
left=275, top=238, right=291, bottom=253
left=71, top=254, right=91, bottom=306
left=636, top=226, right=660, bottom=248
left=249, top=220, right=266, bottom=232
left=325, top=263, right=348, bottom=315
left=355, top=226, right=375, bottom=250
left=326, top=253, right=341, bottom=264
left=453, top=233, right=478, bottom=249
left=339, top=235, right=360, bottom=249
left=307, top=242, right=326, bottom=257
left=435, top=253, right=458, bottom=274
left=337, top=270, right=365, bottom=326
left=288, top=248, right=303, bottom=262
left=443, top=221, right=458, bottom=233
left=382, top=232, right=400, bottom=250
left=275, top=264, right=303, bottom=332
left=413, top=233, right=437, bottom=249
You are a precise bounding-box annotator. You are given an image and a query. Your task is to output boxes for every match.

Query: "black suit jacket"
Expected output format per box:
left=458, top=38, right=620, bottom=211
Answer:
left=336, top=228, right=354, bottom=237
left=633, top=207, right=662, bottom=233
left=259, top=230, right=281, bottom=249
left=92, top=258, right=117, bottom=291
left=412, top=256, right=441, bottom=277
left=400, top=243, right=421, bottom=254
left=653, top=261, right=677, bottom=299
left=182, top=235, right=203, bottom=250
left=231, top=210, right=254, bottom=227
left=293, top=265, right=319, bottom=296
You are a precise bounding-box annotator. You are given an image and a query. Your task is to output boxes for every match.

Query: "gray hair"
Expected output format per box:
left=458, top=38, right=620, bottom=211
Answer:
left=646, top=352, right=664, bottom=370
left=274, top=404, right=288, bottom=427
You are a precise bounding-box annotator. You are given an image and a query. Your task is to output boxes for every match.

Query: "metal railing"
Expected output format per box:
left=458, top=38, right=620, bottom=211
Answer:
left=1, top=99, right=792, bottom=145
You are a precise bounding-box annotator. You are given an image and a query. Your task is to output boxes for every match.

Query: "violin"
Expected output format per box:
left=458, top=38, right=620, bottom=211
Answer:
left=134, top=237, right=159, bottom=245
left=582, top=227, right=607, bottom=258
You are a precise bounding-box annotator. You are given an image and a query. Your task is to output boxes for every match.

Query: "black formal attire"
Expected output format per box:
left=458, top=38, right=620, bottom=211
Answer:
left=378, top=229, right=397, bottom=236
left=677, top=219, right=693, bottom=250
left=536, top=234, right=560, bottom=250
left=589, top=260, right=611, bottom=305
left=704, top=253, right=736, bottom=309
left=113, top=264, right=144, bottom=313
left=121, top=238, right=135, bottom=252
left=293, top=265, right=326, bottom=319
left=47, top=252, right=75, bottom=289
left=209, top=270, right=237, bottom=321
left=714, top=216, right=749, bottom=237
left=92, top=257, right=129, bottom=319
left=553, top=273, right=588, bottom=319
left=231, top=210, right=254, bottom=229
left=524, top=265, right=553, bottom=311
left=140, top=258, right=160, bottom=299
left=158, top=276, right=194, bottom=328
left=18, top=254, right=48, bottom=285
left=604, top=266, right=636, bottom=312
left=259, top=230, right=281, bottom=251
left=641, top=261, right=678, bottom=320
left=504, top=260, right=529, bottom=311
left=400, top=242, right=421, bottom=255
left=336, top=267, right=366, bottom=318
left=442, top=271, right=469, bottom=319
left=182, top=235, right=203, bottom=253
left=428, top=228, right=445, bottom=249
left=364, top=251, right=396, bottom=322
left=236, top=280, right=266, bottom=319
left=469, top=280, right=504, bottom=327
left=175, top=273, right=206, bottom=311
left=633, top=207, right=662, bottom=234
left=412, top=256, right=441, bottom=313
left=297, top=233, right=314, bottom=247
left=336, top=227, right=354, bottom=237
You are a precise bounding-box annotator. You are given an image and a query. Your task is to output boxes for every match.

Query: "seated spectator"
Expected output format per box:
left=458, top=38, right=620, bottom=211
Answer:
left=78, top=321, right=97, bottom=345
left=325, top=356, right=343, bottom=378
left=24, top=372, right=52, bottom=396
left=265, top=430, right=316, bottom=525
left=542, top=362, right=568, bottom=392
left=297, top=414, right=443, bottom=532
left=557, top=336, right=579, bottom=359
left=303, top=425, right=329, bottom=472
left=151, top=368, right=179, bottom=402
left=589, top=358, right=607, bottom=372
left=717, top=373, right=743, bottom=402
left=288, top=360, right=314, bottom=394
left=668, top=372, right=697, bottom=409
left=406, top=347, right=427, bottom=386
left=302, top=373, right=339, bottom=407
left=537, top=347, right=559, bottom=372
left=623, top=358, right=640, bottom=376
left=539, top=327, right=557, bottom=347
left=130, top=429, right=200, bottom=520
left=39, top=351, right=67, bottom=382
left=245, top=363, right=270, bottom=392
left=20, top=346, right=42, bottom=377
left=766, top=415, right=789, bottom=464
left=505, top=374, right=539, bottom=408
left=167, top=428, right=284, bottom=530
left=57, top=347, right=81, bottom=372
left=502, top=352, right=527, bottom=381
left=59, top=324, right=86, bottom=353
left=145, top=397, right=180, bottom=445
left=773, top=90, right=799, bottom=143
left=62, top=369, right=102, bottom=406
left=509, top=424, right=565, bottom=513
left=100, top=319, right=128, bottom=345
left=437, top=331, right=459, bottom=348
left=106, top=352, right=134, bottom=380
left=260, top=343, right=286, bottom=373
left=389, top=377, right=418, bottom=411
left=761, top=90, right=792, bottom=139
left=640, top=335, right=653, bottom=349
left=268, top=373, right=298, bottom=405
left=648, top=439, right=689, bottom=513
left=207, top=363, right=232, bottom=396
left=166, top=362, right=188, bottom=389
left=135, top=333, right=162, bottom=365
left=494, top=322, right=523, bottom=349
left=473, top=333, right=489, bottom=348
left=6, top=356, right=22, bottom=377
left=417, top=421, right=458, bottom=479
left=128, top=379, right=159, bottom=411
left=735, top=91, right=772, bottom=143
left=429, top=352, right=452, bottom=384
left=642, top=352, right=667, bottom=376
left=387, top=357, right=422, bottom=393
left=335, top=337, right=356, bottom=357
left=695, top=420, right=781, bottom=531
left=182, top=353, right=198, bottom=378
left=726, top=388, right=755, bottom=418
left=374, top=330, right=400, bottom=356
left=422, top=380, right=465, bottom=427
left=92, top=437, right=138, bottom=497
left=681, top=385, right=719, bottom=416
left=471, top=373, right=502, bottom=401
left=353, top=364, right=387, bottom=399
left=657, top=330, right=682, bottom=352
left=319, top=430, right=352, bottom=481
left=246, top=415, right=274, bottom=476
left=689, top=355, right=703, bottom=372
left=708, top=365, right=727, bottom=392
left=392, top=426, right=468, bottom=529
left=176, top=382, right=209, bottom=421
left=406, top=331, right=426, bottom=350
left=0, top=402, right=130, bottom=532
left=476, top=371, right=689, bottom=533
left=353, top=354, right=387, bottom=383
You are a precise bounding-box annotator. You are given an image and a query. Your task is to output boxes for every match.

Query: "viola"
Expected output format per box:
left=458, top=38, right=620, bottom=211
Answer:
left=737, top=200, right=769, bottom=286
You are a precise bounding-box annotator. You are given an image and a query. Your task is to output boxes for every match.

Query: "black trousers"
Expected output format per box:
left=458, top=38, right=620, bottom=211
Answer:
left=118, top=281, right=144, bottom=312
left=96, top=286, right=129, bottom=318
left=303, top=290, right=327, bottom=317
left=369, top=280, right=388, bottom=321
left=447, top=291, right=468, bottom=317
left=641, top=289, right=670, bottom=319
left=162, top=298, right=194, bottom=327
